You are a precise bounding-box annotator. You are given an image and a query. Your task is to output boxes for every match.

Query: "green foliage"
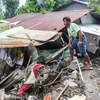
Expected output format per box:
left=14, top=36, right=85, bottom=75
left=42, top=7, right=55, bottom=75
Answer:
left=0, top=8, right=4, bottom=20
left=18, top=0, right=55, bottom=14
left=4, top=0, right=19, bottom=19
left=53, top=0, right=69, bottom=9
left=89, top=0, right=100, bottom=12
left=18, top=0, right=69, bottom=14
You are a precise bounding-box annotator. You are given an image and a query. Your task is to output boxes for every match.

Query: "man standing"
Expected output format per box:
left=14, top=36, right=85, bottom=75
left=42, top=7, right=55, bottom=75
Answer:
left=63, top=16, right=92, bottom=69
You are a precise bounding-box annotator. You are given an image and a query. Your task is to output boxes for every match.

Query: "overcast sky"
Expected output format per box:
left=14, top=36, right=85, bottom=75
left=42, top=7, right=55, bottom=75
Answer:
left=19, top=0, right=27, bottom=6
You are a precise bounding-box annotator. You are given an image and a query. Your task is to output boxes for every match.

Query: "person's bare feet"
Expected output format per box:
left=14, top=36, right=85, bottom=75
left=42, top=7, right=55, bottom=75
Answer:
left=65, top=57, right=73, bottom=62
left=83, top=63, right=93, bottom=70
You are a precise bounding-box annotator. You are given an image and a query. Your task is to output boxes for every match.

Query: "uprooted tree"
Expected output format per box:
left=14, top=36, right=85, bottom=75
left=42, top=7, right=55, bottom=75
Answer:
left=17, top=0, right=69, bottom=14
left=89, top=0, right=100, bottom=12
left=4, top=0, right=19, bottom=19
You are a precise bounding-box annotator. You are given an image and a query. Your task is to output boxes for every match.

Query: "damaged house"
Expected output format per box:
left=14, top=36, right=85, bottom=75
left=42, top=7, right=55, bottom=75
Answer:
left=7, top=9, right=100, bottom=54
left=0, top=8, right=100, bottom=99
left=54, top=0, right=100, bottom=55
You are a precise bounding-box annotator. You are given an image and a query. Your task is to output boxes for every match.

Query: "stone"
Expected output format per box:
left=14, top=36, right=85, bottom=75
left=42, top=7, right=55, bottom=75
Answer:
left=56, top=87, right=63, bottom=91
left=69, top=70, right=78, bottom=80
left=68, top=94, right=86, bottom=100
left=98, top=68, right=100, bottom=71
left=69, top=82, right=78, bottom=88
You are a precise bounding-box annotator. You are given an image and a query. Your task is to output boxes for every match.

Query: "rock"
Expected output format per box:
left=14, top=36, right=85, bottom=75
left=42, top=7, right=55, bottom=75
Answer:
left=28, top=96, right=34, bottom=100
left=51, top=90, right=58, bottom=100
left=60, top=97, right=65, bottom=100
left=69, top=70, right=78, bottom=80
left=69, top=82, right=78, bottom=88
left=63, top=80, right=69, bottom=86
left=63, top=87, right=84, bottom=97
left=98, top=68, right=100, bottom=71
left=89, top=90, right=93, bottom=93
left=5, top=94, right=21, bottom=100
left=5, top=94, right=11, bottom=99
left=68, top=58, right=84, bottom=70
left=68, top=62, right=78, bottom=70
left=60, top=60, right=70, bottom=68
left=27, top=95, right=38, bottom=100
left=68, top=94, right=86, bottom=100
left=56, top=87, right=63, bottom=91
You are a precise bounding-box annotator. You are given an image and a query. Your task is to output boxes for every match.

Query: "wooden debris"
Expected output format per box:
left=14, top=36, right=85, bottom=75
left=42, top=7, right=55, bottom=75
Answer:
left=76, top=60, right=84, bottom=83
left=0, top=67, right=20, bottom=85
left=24, top=55, right=32, bottom=80
left=44, top=67, right=69, bottom=87
left=45, top=45, right=68, bottom=63
left=26, top=33, right=34, bottom=43
left=55, top=80, right=72, bottom=100
left=0, top=89, right=5, bottom=100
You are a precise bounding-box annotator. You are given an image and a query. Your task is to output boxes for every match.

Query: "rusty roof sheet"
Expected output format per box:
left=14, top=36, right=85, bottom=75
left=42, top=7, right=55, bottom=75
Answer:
left=8, top=10, right=92, bottom=31
left=7, top=13, right=40, bottom=23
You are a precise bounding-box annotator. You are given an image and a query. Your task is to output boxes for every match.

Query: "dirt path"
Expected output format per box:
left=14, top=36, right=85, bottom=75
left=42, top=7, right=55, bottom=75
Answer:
left=83, top=67, right=100, bottom=100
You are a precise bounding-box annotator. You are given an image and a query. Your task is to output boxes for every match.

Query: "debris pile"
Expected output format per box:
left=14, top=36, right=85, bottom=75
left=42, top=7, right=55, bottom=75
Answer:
left=0, top=43, right=91, bottom=100
left=0, top=27, right=100, bottom=100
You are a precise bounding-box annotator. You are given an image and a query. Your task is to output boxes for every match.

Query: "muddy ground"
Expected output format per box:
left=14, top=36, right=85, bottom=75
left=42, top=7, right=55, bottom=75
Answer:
left=1, top=57, right=100, bottom=100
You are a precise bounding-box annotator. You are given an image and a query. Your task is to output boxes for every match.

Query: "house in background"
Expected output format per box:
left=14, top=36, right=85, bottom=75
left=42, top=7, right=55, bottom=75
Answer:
left=80, top=0, right=89, bottom=2
left=54, top=0, right=89, bottom=11
left=8, top=10, right=92, bottom=47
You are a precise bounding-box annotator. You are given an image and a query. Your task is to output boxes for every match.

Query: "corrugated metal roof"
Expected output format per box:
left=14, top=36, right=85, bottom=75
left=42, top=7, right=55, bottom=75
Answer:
left=8, top=10, right=92, bottom=31
left=0, top=26, right=24, bottom=38
left=0, top=26, right=61, bottom=48
left=8, top=29, right=58, bottom=42
left=8, top=13, right=40, bottom=23
left=80, top=24, right=100, bottom=36
left=0, top=26, right=30, bottom=48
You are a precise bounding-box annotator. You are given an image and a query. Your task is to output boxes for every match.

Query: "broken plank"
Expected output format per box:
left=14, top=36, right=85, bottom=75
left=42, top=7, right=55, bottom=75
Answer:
left=76, top=60, right=84, bottom=83
left=46, top=45, right=68, bottom=63
left=55, top=80, right=72, bottom=100
left=0, top=89, right=5, bottom=100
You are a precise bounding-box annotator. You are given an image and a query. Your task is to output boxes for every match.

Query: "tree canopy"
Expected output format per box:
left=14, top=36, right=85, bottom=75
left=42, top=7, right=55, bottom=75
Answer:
left=0, top=8, right=4, bottom=20
left=18, top=0, right=69, bottom=14
left=4, top=0, right=19, bottom=19
left=53, top=0, right=69, bottom=10
left=89, top=0, right=100, bottom=12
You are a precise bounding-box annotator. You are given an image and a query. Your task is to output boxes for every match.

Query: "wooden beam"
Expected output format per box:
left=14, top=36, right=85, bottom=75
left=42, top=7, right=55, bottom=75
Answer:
left=0, top=89, right=5, bottom=100
left=55, top=80, right=72, bottom=100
